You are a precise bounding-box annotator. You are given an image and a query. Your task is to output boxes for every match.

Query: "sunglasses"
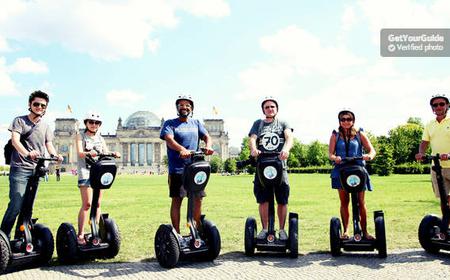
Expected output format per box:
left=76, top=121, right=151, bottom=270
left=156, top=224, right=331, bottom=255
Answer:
left=87, top=120, right=101, bottom=125
left=32, top=102, right=47, bottom=109
left=264, top=105, right=276, bottom=109
left=340, top=117, right=353, bottom=122
left=432, top=102, right=447, bottom=108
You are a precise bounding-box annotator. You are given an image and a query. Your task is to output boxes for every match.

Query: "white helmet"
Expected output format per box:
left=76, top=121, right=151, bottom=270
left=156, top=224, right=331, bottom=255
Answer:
left=175, top=94, right=194, bottom=109
left=83, top=110, right=102, bottom=124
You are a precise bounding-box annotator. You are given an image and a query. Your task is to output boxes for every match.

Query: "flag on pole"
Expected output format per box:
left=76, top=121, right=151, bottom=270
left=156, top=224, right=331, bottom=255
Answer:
left=213, top=106, right=219, bottom=115
left=67, top=105, right=72, bottom=114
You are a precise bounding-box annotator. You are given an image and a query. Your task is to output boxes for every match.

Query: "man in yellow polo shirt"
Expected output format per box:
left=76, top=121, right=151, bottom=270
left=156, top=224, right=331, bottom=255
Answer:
left=416, top=95, right=450, bottom=223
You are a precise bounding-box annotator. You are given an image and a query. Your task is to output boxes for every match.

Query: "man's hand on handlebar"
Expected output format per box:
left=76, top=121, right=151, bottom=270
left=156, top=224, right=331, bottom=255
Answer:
left=415, top=152, right=425, bottom=162
left=250, top=149, right=261, bottom=158
left=179, top=149, right=191, bottom=159
left=279, top=150, right=289, bottom=160
left=203, top=148, right=214, bottom=156
left=112, top=151, right=121, bottom=158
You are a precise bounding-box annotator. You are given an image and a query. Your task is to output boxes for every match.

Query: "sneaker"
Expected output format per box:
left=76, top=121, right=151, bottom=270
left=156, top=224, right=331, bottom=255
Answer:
left=279, top=229, right=288, bottom=241
left=257, top=229, right=268, bottom=239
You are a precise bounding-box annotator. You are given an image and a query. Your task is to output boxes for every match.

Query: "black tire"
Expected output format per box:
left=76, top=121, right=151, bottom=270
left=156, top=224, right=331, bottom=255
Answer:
left=0, top=233, right=10, bottom=274
left=244, top=217, right=257, bottom=256
left=154, top=224, right=180, bottom=268
left=102, top=218, right=121, bottom=259
left=202, top=219, right=221, bottom=261
left=375, top=216, right=387, bottom=258
left=33, top=224, right=54, bottom=265
left=418, top=214, right=441, bottom=254
left=56, top=223, right=78, bottom=264
left=330, top=217, right=342, bottom=256
left=288, top=217, right=299, bottom=258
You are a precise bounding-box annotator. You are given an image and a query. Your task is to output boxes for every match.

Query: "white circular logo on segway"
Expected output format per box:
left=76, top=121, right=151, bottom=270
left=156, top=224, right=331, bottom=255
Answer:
left=263, top=166, right=277, bottom=180
left=346, top=175, right=361, bottom=187
left=194, top=171, right=207, bottom=185
left=261, top=132, right=280, bottom=151
left=100, top=172, right=114, bottom=186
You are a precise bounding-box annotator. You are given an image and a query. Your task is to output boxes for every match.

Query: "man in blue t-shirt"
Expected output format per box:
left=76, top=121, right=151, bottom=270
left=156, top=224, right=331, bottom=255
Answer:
left=160, top=95, right=214, bottom=234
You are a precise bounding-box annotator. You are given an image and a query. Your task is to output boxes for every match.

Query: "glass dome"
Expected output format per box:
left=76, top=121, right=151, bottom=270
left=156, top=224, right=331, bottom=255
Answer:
left=124, top=111, right=161, bottom=128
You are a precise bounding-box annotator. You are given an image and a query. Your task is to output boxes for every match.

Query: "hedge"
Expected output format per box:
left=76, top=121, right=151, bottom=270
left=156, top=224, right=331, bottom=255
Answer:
left=288, top=163, right=431, bottom=175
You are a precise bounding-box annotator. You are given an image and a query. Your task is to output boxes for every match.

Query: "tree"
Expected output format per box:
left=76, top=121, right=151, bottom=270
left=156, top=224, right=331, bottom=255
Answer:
left=372, top=136, right=394, bottom=176
left=306, top=140, right=329, bottom=166
left=238, top=136, right=255, bottom=174
left=210, top=155, right=223, bottom=173
left=223, top=158, right=237, bottom=173
left=288, top=139, right=307, bottom=167
left=388, top=121, right=423, bottom=164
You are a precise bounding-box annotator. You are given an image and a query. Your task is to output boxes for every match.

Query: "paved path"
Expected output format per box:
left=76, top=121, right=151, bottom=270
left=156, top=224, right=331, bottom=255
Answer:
left=1, top=249, right=449, bottom=279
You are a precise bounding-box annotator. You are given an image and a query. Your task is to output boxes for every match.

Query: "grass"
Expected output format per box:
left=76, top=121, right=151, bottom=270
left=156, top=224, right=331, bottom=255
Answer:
left=0, top=173, right=441, bottom=262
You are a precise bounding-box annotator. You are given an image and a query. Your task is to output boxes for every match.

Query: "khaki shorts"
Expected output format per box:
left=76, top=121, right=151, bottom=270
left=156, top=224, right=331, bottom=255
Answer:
left=430, top=168, right=450, bottom=198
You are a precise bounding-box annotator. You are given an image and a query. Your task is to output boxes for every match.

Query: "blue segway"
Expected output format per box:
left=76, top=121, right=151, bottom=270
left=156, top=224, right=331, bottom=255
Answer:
left=56, top=153, right=121, bottom=263
left=154, top=151, right=221, bottom=268
left=329, top=157, right=387, bottom=258
left=0, top=156, right=59, bottom=274
left=418, top=154, right=450, bottom=253
left=240, top=152, right=299, bottom=258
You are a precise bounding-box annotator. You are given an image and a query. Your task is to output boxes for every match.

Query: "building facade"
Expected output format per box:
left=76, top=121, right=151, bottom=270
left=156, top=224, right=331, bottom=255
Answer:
left=53, top=111, right=229, bottom=174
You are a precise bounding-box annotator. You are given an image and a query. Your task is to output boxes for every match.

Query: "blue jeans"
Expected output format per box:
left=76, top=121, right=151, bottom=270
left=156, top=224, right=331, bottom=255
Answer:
left=0, top=167, right=35, bottom=237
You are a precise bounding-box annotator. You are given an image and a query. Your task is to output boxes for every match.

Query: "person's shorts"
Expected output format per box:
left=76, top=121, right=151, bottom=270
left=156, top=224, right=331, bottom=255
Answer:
left=168, top=173, right=206, bottom=198
left=253, top=170, right=289, bottom=204
left=78, top=178, right=91, bottom=188
left=431, top=168, right=450, bottom=198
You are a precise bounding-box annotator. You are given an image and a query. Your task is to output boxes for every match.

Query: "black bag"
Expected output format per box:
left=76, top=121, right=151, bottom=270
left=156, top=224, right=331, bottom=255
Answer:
left=4, top=126, right=36, bottom=165
left=4, top=140, right=14, bottom=165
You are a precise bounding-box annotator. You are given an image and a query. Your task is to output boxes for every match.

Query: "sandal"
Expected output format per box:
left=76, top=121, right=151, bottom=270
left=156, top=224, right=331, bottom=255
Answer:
left=364, top=233, right=375, bottom=240
left=340, top=232, right=350, bottom=240
left=77, top=235, right=86, bottom=245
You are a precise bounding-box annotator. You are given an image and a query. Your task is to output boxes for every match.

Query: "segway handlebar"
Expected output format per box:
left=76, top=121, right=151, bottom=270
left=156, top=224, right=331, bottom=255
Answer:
left=35, top=155, right=60, bottom=162
left=236, top=151, right=281, bottom=169
left=98, top=152, right=121, bottom=158
left=340, top=156, right=364, bottom=163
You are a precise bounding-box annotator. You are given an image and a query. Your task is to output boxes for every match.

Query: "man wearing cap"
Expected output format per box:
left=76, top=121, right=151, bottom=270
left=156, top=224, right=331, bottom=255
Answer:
left=416, top=95, right=450, bottom=225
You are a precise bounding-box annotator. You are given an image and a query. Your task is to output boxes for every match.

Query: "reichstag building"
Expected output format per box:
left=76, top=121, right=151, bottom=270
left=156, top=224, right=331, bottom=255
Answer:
left=53, top=111, right=229, bottom=174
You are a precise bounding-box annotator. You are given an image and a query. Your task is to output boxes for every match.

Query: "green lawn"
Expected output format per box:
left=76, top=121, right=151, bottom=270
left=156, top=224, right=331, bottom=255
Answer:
left=0, top=173, right=441, bottom=262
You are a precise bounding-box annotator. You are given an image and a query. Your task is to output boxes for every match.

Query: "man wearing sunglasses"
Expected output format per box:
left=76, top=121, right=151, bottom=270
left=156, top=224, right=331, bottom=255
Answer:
left=248, top=96, right=293, bottom=241
left=1, top=90, right=63, bottom=237
left=416, top=95, right=450, bottom=224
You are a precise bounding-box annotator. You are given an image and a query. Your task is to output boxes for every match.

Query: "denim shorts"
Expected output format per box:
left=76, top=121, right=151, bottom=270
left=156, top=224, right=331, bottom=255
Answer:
left=78, top=178, right=91, bottom=187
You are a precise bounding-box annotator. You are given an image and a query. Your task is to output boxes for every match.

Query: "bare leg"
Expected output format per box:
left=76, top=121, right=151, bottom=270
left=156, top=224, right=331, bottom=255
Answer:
left=194, top=197, right=202, bottom=229
left=358, top=191, right=373, bottom=239
left=170, top=197, right=183, bottom=233
left=77, top=186, right=91, bottom=244
left=338, top=189, right=350, bottom=238
left=277, top=204, right=287, bottom=230
left=259, top=202, right=269, bottom=230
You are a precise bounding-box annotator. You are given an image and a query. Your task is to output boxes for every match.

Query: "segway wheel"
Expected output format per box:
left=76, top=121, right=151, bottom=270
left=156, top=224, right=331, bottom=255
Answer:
left=418, top=214, right=441, bottom=254
left=102, top=218, right=121, bottom=259
left=244, top=217, right=257, bottom=256
left=330, top=217, right=342, bottom=256
left=56, top=223, right=78, bottom=264
left=33, top=224, right=54, bottom=265
left=0, top=233, right=10, bottom=274
left=154, top=224, right=180, bottom=268
left=374, top=216, right=387, bottom=258
left=288, top=216, right=299, bottom=258
left=202, top=219, right=221, bottom=261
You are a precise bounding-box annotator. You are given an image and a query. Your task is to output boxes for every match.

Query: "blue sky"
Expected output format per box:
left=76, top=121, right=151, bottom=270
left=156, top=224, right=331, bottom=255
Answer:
left=1, top=0, right=450, bottom=163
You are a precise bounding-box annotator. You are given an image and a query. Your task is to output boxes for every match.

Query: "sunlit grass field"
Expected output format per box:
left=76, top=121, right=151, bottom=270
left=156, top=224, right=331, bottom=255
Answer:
left=0, top=173, right=440, bottom=262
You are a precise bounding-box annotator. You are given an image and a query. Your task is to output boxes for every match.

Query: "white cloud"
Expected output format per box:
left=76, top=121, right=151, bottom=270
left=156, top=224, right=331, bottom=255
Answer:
left=147, top=38, right=160, bottom=53
left=106, top=89, right=145, bottom=107
left=8, top=57, right=48, bottom=74
left=358, top=0, right=450, bottom=43
left=174, top=0, right=231, bottom=18
left=0, top=0, right=230, bottom=60
left=259, top=25, right=365, bottom=75
left=0, top=57, right=18, bottom=96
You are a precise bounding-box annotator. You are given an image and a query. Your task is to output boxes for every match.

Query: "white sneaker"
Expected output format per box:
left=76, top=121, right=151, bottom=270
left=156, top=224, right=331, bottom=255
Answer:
left=257, top=229, right=268, bottom=239
left=279, top=229, right=288, bottom=241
